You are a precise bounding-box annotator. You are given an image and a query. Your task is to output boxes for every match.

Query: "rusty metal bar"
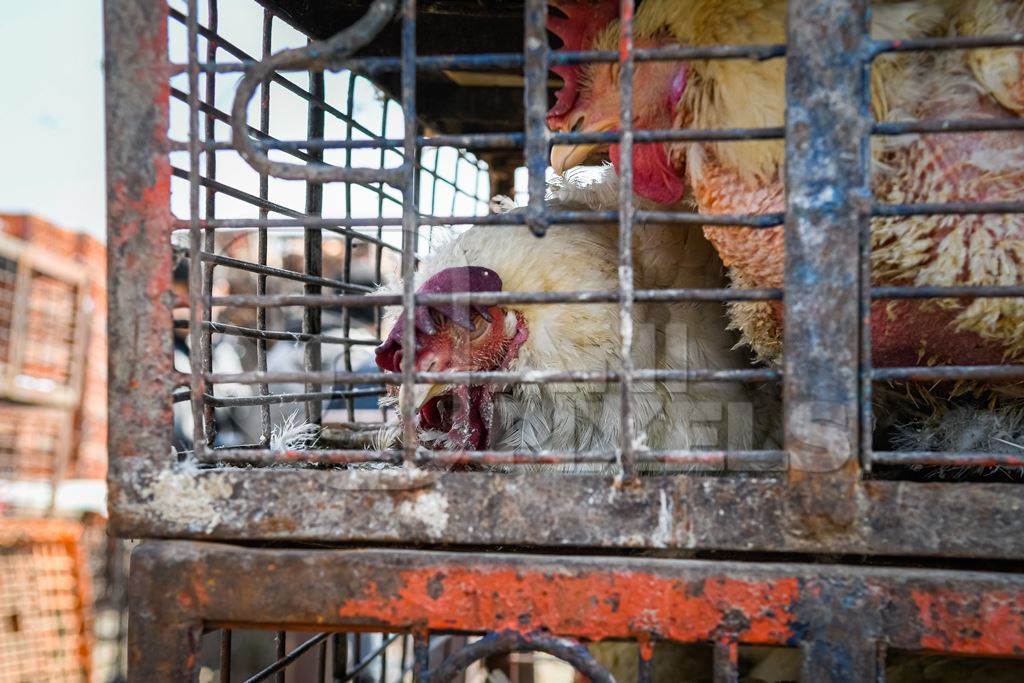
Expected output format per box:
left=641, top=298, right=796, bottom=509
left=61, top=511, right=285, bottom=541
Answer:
left=304, top=66, right=326, bottom=425
left=110, top=460, right=1024, bottom=557
left=125, top=543, right=1024, bottom=682
left=219, top=629, right=231, bottom=683
left=711, top=638, right=739, bottom=683
left=197, top=447, right=786, bottom=469
left=783, top=0, right=869, bottom=529
left=200, top=0, right=219, bottom=449
left=186, top=0, right=208, bottom=456
left=256, top=8, right=273, bottom=447
left=617, top=0, right=637, bottom=478
left=523, top=0, right=548, bottom=236
left=399, top=0, right=420, bottom=463
left=104, top=0, right=174, bottom=480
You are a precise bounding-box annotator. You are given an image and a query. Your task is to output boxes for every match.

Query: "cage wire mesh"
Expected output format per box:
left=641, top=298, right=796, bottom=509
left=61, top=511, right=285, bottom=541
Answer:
left=169, top=0, right=1024, bottom=480
left=167, top=0, right=491, bottom=459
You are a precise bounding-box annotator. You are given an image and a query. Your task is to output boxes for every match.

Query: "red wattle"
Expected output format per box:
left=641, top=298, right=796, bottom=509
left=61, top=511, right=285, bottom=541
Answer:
left=610, top=142, right=685, bottom=205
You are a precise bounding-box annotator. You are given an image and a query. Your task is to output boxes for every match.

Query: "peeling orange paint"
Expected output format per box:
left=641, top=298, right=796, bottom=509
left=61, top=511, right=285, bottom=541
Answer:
left=337, top=565, right=798, bottom=644
left=912, top=589, right=1024, bottom=656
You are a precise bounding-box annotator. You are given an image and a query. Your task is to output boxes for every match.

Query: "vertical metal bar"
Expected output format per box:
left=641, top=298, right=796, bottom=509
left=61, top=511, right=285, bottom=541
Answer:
left=783, top=0, right=869, bottom=529
left=304, top=66, right=326, bottom=426
left=186, top=0, right=207, bottom=457
left=275, top=631, right=287, bottom=683
left=399, top=634, right=409, bottom=677
left=219, top=629, right=232, bottom=683
left=523, top=0, right=548, bottom=236
left=343, top=74, right=359, bottom=423
left=616, top=0, right=637, bottom=480
left=201, top=0, right=219, bottom=448
left=636, top=637, right=653, bottom=683
left=412, top=633, right=429, bottom=683
left=317, top=638, right=328, bottom=682
left=375, top=105, right=388, bottom=425
left=399, top=0, right=420, bottom=462
left=256, top=11, right=273, bottom=446
left=125, top=544, right=201, bottom=681
left=712, top=638, right=739, bottom=683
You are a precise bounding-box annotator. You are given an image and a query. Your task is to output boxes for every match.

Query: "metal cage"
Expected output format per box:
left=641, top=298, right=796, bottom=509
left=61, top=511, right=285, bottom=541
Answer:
left=104, top=0, right=1024, bottom=680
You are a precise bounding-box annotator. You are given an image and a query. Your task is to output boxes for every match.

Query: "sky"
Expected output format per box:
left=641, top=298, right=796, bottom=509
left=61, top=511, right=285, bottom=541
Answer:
left=0, top=1, right=105, bottom=237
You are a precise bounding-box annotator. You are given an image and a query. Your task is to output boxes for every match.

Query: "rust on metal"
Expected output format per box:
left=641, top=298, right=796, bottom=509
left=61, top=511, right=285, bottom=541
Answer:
left=127, top=543, right=1024, bottom=681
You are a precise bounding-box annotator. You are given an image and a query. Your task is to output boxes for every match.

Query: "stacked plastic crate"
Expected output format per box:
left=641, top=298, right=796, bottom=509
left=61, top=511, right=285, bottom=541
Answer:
left=0, top=214, right=109, bottom=680
left=0, top=214, right=105, bottom=483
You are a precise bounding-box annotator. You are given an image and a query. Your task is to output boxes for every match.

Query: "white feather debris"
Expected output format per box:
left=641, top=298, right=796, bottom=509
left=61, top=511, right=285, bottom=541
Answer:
left=270, top=411, right=320, bottom=451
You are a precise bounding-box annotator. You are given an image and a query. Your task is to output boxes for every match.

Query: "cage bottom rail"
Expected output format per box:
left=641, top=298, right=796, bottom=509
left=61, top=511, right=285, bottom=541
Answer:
left=126, top=541, right=1024, bottom=682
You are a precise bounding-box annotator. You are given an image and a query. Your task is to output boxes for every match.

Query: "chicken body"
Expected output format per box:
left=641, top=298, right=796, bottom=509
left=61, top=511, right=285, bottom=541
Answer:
left=376, top=171, right=778, bottom=462
left=549, top=0, right=1024, bottom=368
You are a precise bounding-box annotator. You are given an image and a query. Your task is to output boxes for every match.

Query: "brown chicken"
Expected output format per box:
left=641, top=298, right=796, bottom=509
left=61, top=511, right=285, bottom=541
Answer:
left=548, top=0, right=1024, bottom=369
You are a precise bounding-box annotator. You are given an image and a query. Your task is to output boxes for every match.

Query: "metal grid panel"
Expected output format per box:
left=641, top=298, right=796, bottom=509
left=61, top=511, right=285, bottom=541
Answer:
left=105, top=0, right=1024, bottom=557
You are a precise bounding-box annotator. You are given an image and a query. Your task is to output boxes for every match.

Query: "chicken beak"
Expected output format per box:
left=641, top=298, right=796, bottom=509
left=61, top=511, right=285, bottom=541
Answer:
left=550, top=117, right=618, bottom=173
left=550, top=143, right=601, bottom=174
left=399, top=382, right=449, bottom=416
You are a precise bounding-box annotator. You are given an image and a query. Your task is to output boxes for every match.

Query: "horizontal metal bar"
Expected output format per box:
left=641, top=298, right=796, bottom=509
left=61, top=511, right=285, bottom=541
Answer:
left=205, top=367, right=782, bottom=386
left=196, top=448, right=786, bottom=469
left=203, top=321, right=381, bottom=347
left=199, top=251, right=374, bottom=293
left=873, top=117, right=1024, bottom=136
left=171, top=166, right=304, bottom=218
left=872, top=33, right=1024, bottom=55
left=171, top=43, right=788, bottom=76
left=206, top=388, right=384, bottom=408
left=186, top=125, right=786, bottom=153
left=873, top=201, right=1024, bottom=217
left=206, top=286, right=782, bottom=310
left=635, top=210, right=783, bottom=227
left=872, top=365, right=1024, bottom=382
left=872, top=284, right=1024, bottom=299
left=870, top=451, right=1024, bottom=468
left=177, top=210, right=781, bottom=230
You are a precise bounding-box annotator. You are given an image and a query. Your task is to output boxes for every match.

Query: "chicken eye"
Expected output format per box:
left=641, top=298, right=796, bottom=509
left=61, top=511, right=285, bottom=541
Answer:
left=469, top=314, right=490, bottom=341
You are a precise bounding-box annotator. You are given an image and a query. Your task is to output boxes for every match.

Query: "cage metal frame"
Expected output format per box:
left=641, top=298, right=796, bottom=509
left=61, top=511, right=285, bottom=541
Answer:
left=107, top=0, right=1024, bottom=559
left=105, top=0, right=1024, bottom=679
left=127, top=541, right=1024, bottom=681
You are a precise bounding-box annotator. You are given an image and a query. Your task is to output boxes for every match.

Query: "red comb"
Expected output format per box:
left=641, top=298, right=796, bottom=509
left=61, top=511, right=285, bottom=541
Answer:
left=547, top=0, right=619, bottom=128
